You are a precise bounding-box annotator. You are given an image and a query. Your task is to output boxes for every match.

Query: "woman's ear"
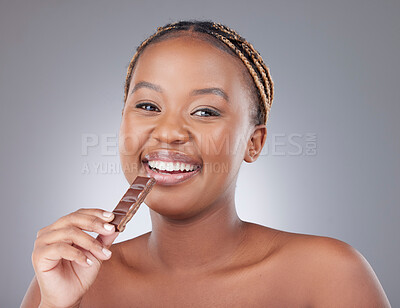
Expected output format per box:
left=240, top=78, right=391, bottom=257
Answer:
left=244, top=124, right=267, bottom=163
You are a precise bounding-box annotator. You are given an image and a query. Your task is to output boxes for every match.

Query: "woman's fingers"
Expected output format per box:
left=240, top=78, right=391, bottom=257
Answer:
left=34, top=242, right=91, bottom=272
left=33, top=208, right=117, bottom=273
left=97, top=231, right=119, bottom=249
left=72, top=208, right=115, bottom=221
left=35, top=227, right=112, bottom=261
left=46, top=211, right=116, bottom=235
left=30, top=208, right=118, bottom=308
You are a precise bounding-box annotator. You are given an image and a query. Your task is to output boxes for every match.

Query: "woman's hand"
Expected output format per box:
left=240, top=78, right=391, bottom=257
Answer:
left=32, top=208, right=119, bottom=308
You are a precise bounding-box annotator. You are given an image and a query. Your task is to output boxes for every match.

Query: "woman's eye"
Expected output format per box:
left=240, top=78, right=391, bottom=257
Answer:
left=192, top=108, right=220, bottom=117
left=135, top=102, right=160, bottom=112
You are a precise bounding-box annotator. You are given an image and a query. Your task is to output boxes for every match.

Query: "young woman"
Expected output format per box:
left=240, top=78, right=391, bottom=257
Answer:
left=22, top=20, right=391, bottom=307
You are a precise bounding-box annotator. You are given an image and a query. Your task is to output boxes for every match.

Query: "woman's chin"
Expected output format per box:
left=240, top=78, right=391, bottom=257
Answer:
left=147, top=205, right=199, bottom=220
left=146, top=194, right=208, bottom=220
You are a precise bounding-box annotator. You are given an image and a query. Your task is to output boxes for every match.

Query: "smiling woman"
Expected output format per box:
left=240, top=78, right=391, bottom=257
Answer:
left=21, top=20, right=391, bottom=308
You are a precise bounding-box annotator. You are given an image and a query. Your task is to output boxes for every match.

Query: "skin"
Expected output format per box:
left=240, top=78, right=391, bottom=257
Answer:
left=21, top=34, right=391, bottom=307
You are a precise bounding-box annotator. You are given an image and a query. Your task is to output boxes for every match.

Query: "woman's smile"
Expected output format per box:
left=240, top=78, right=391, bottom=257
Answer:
left=142, top=149, right=202, bottom=185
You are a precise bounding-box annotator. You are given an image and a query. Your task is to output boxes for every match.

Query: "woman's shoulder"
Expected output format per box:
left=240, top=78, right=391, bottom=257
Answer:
left=249, top=221, right=369, bottom=276
left=249, top=223, right=390, bottom=307
left=80, top=232, right=152, bottom=306
left=108, top=231, right=152, bottom=268
left=247, top=221, right=360, bottom=260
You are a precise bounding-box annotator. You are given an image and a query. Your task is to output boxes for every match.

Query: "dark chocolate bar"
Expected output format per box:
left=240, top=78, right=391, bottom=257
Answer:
left=110, top=176, right=156, bottom=232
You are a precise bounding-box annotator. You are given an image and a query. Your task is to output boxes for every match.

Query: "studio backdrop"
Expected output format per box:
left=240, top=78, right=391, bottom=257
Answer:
left=0, top=0, right=399, bottom=306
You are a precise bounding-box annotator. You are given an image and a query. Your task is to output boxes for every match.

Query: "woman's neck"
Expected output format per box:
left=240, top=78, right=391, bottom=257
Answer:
left=146, top=193, right=247, bottom=273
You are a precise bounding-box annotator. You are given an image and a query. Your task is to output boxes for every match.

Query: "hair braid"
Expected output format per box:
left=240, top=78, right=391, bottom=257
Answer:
left=242, top=40, right=274, bottom=102
left=211, top=23, right=273, bottom=122
left=241, top=43, right=272, bottom=103
left=208, top=31, right=269, bottom=123
left=123, top=20, right=274, bottom=125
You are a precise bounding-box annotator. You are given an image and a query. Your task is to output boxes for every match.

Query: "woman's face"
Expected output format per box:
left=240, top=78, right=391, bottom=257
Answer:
left=119, top=34, right=260, bottom=219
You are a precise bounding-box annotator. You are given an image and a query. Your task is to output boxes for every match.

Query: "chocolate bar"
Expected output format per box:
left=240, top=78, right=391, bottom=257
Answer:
left=110, top=176, right=156, bottom=232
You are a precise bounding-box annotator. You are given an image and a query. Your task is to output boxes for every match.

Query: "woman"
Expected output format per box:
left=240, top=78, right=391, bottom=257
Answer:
left=22, top=20, right=391, bottom=307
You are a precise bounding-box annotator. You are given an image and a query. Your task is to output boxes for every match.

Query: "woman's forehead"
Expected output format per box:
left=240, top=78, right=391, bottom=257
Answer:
left=131, top=35, right=250, bottom=92
left=148, top=30, right=237, bottom=58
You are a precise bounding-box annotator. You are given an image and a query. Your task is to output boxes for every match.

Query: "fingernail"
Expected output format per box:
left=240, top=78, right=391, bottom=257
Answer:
left=102, top=247, right=112, bottom=258
left=103, top=211, right=113, bottom=218
left=104, top=223, right=114, bottom=231
left=86, top=258, right=93, bottom=266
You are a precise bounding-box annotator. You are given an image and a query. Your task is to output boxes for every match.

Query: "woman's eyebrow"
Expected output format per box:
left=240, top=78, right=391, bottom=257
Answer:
left=130, top=81, right=229, bottom=102
left=191, top=88, right=229, bottom=102
left=130, top=81, right=162, bottom=94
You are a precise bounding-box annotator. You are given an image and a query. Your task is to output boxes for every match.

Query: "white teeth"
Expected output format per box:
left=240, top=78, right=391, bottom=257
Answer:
left=159, top=161, right=166, bottom=170
left=165, top=162, right=174, bottom=171
left=147, top=160, right=198, bottom=172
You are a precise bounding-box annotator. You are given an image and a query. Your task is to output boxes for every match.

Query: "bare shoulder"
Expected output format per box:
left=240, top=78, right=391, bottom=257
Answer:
left=266, top=228, right=391, bottom=307
left=81, top=232, right=151, bottom=307
left=99, top=231, right=152, bottom=273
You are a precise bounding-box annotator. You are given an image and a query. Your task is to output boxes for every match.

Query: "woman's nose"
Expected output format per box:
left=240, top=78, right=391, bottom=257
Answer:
left=151, top=112, right=190, bottom=145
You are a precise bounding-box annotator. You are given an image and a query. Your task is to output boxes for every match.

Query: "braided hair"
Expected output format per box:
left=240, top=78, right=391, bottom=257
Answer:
left=123, top=20, right=274, bottom=125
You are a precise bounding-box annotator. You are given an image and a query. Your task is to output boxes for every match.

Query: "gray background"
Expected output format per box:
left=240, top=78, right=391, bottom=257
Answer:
left=1, top=0, right=399, bottom=306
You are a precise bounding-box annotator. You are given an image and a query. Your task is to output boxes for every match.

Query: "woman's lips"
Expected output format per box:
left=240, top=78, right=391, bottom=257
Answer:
left=143, top=150, right=202, bottom=166
left=142, top=150, right=202, bottom=185
left=144, top=161, right=201, bottom=185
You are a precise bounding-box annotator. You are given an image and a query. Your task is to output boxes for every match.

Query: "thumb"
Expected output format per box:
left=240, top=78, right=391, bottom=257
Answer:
left=96, top=230, right=119, bottom=249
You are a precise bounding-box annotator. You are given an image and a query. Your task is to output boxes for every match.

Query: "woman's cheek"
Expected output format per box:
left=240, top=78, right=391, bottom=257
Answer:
left=118, top=115, right=147, bottom=155
left=198, top=128, right=234, bottom=176
left=118, top=119, right=146, bottom=180
left=119, top=133, right=135, bottom=156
